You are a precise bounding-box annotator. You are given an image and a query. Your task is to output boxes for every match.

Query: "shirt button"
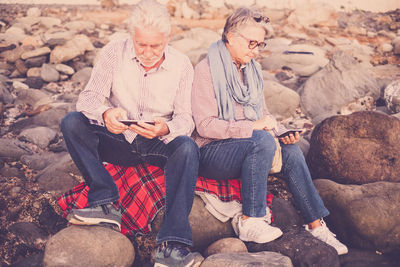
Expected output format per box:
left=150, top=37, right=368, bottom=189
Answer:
left=144, top=73, right=147, bottom=77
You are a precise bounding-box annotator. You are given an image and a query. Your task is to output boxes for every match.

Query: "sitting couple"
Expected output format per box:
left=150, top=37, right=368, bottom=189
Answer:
left=60, top=0, right=347, bottom=266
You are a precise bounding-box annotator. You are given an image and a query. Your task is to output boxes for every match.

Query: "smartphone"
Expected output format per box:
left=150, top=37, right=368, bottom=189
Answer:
left=119, top=120, right=155, bottom=126
left=277, top=129, right=303, bottom=138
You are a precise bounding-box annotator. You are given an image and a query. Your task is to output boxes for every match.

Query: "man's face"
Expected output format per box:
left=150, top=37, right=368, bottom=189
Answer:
left=132, top=26, right=170, bottom=68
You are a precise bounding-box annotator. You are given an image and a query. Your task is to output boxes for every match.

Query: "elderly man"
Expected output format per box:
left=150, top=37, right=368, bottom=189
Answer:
left=61, top=0, right=202, bottom=266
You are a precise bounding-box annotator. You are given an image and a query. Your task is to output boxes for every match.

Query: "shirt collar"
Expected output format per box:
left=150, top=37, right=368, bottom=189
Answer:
left=128, top=37, right=173, bottom=71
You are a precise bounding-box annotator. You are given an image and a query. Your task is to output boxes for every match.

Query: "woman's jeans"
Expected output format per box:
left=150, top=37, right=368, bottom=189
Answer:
left=198, top=130, right=329, bottom=223
left=61, top=112, right=199, bottom=246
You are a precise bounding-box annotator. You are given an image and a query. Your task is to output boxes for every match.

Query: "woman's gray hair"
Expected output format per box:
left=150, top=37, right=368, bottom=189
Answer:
left=222, top=7, right=270, bottom=43
left=129, top=0, right=171, bottom=37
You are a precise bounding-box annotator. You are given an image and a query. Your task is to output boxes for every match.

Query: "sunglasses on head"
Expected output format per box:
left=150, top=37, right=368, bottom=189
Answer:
left=253, top=14, right=270, bottom=24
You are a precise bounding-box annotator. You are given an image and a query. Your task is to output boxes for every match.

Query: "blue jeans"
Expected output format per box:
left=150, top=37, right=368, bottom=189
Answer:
left=198, top=130, right=329, bottom=223
left=61, top=112, right=199, bottom=246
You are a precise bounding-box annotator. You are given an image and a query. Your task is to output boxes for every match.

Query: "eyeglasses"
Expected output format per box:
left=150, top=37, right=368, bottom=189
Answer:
left=236, top=32, right=267, bottom=50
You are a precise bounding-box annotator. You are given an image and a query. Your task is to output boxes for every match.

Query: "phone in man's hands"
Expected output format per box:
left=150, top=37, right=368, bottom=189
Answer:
left=275, top=129, right=303, bottom=138
left=119, top=120, right=155, bottom=126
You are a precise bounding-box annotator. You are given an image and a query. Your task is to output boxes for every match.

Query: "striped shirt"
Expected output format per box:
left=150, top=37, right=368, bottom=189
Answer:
left=76, top=37, right=195, bottom=144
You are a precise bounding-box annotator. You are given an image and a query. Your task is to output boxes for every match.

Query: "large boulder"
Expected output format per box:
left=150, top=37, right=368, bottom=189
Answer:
left=247, top=225, right=340, bottom=267
left=307, top=111, right=400, bottom=184
left=43, top=226, right=134, bottom=267
left=200, top=251, right=293, bottom=267
left=314, top=179, right=400, bottom=253
left=263, top=80, right=300, bottom=119
left=299, top=52, right=379, bottom=122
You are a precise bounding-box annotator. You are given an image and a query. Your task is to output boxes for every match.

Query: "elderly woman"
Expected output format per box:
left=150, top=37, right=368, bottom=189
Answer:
left=191, top=7, right=348, bottom=254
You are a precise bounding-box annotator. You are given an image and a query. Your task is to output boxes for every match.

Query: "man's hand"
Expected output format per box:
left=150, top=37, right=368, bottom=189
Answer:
left=129, top=117, right=170, bottom=139
left=279, top=131, right=300, bottom=144
left=253, top=115, right=278, bottom=131
left=103, top=107, right=129, bottom=134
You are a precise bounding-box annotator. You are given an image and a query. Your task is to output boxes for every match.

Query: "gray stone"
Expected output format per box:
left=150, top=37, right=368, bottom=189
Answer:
left=299, top=52, right=379, bottom=119
left=340, top=248, right=400, bottom=267
left=25, top=55, right=47, bottom=68
left=200, top=251, right=293, bottom=267
left=393, top=37, right=400, bottom=55
left=64, top=20, right=96, bottom=32
left=19, top=126, right=57, bottom=149
left=21, top=47, right=51, bottom=60
left=71, top=67, right=93, bottom=86
left=41, top=64, right=60, bottom=82
left=314, top=179, right=400, bottom=253
left=204, top=238, right=247, bottom=257
left=14, top=87, right=53, bottom=110
left=26, top=7, right=41, bottom=17
left=270, top=197, right=303, bottom=230
left=12, top=80, right=29, bottom=90
left=55, top=63, right=75, bottom=75
left=39, top=17, right=62, bottom=29
left=263, top=80, right=300, bottom=119
left=43, top=226, right=135, bottom=267
left=0, top=164, right=23, bottom=178
left=36, top=152, right=80, bottom=195
left=0, top=81, right=13, bottom=104
left=307, top=111, right=400, bottom=184
left=0, top=138, right=32, bottom=161
left=9, top=222, right=48, bottom=249
left=152, top=196, right=235, bottom=252
left=25, top=77, right=44, bottom=89
left=384, top=80, right=400, bottom=114
left=21, top=152, right=61, bottom=171
left=1, top=45, right=34, bottom=63
left=248, top=225, right=340, bottom=267
left=50, top=34, right=95, bottom=64
left=27, top=67, right=42, bottom=77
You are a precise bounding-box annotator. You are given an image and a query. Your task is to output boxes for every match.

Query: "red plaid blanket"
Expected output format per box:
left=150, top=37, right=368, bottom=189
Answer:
left=58, top=163, right=273, bottom=236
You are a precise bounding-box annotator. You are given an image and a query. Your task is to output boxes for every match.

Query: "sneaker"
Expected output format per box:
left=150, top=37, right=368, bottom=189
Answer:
left=154, top=242, right=204, bottom=267
left=305, top=220, right=348, bottom=255
left=237, top=216, right=283, bottom=243
left=67, top=203, right=121, bottom=231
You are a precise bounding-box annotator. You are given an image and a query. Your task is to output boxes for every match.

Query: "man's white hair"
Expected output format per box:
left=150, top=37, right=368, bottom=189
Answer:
left=129, top=0, right=171, bottom=37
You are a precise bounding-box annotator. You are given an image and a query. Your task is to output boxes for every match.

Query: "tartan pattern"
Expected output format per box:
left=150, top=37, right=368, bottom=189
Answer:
left=58, top=163, right=273, bottom=236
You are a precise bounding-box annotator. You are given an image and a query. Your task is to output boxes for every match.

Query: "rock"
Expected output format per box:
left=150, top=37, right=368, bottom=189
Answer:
left=25, top=55, right=47, bottom=68
left=71, top=67, right=92, bottom=86
left=204, top=238, right=247, bottom=257
left=287, top=3, right=338, bottom=28
left=393, top=37, right=400, bottom=55
left=307, top=111, right=400, bottom=184
left=0, top=81, right=13, bottom=104
left=0, top=164, right=23, bottom=178
left=11, top=253, right=44, bottom=267
left=43, top=31, right=75, bottom=44
left=261, top=44, right=329, bottom=76
left=14, top=87, right=53, bottom=110
left=270, top=197, right=303, bottom=231
left=1, top=45, right=34, bottom=63
left=299, top=52, right=379, bottom=120
left=50, top=34, right=95, bottom=64
left=41, top=64, right=60, bottom=82
left=18, top=126, right=57, bottom=149
left=64, top=20, right=96, bottom=32
left=39, top=17, right=62, bottom=29
left=152, top=196, right=235, bottom=252
left=39, top=201, right=67, bottom=234
left=247, top=225, right=340, bottom=267
left=55, top=64, right=75, bottom=75
left=21, top=152, right=61, bottom=171
left=36, top=152, right=80, bottom=195
left=43, top=226, right=135, bottom=267
left=21, top=47, right=51, bottom=60
left=171, top=38, right=202, bottom=54
left=25, top=77, right=44, bottom=89
left=13, top=80, right=29, bottom=90
left=314, top=179, right=400, bottom=253
left=27, top=67, right=42, bottom=77
left=381, top=43, right=393, bottom=52
left=0, top=138, right=32, bottom=161
left=340, top=96, right=375, bottom=115
left=1, top=26, right=27, bottom=44
left=340, top=248, right=400, bottom=267
left=9, top=222, right=48, bottom=249
left=15, top=59, right=28, bottom=75
left=26, top=7, right=41, bottom=17
left=263, top=80, right=300, bottom=119
left=384, top=80, right=400, bottom=114
left=200, top=251, right=293, bottom=267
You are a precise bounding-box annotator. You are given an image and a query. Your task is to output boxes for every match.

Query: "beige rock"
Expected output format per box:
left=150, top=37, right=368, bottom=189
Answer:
left=50, top=34, right=95, bottom=64
left=21, top=47, right=51, bottom=60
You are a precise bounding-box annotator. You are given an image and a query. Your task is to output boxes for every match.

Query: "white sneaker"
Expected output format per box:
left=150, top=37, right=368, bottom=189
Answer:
left=305, top=220, right=348, bottom=255
left=237, top=216, right=283, bottom=243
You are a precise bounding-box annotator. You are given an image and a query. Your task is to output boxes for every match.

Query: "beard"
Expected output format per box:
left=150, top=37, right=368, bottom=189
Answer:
left=137, top=52, right=164, bottom=68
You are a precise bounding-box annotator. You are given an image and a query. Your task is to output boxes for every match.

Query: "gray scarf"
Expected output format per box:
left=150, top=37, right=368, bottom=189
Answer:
left=207, top=40, right=264, bottom=121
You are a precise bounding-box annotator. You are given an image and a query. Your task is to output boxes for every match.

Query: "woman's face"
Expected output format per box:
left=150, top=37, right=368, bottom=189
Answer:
left=226, top=24, right=266, bottom=66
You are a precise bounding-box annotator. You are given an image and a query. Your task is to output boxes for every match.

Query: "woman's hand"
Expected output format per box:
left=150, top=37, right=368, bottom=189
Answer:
left=279, top=131, right=300, bottom=144
left=253, top=115, right=277, bottom=131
